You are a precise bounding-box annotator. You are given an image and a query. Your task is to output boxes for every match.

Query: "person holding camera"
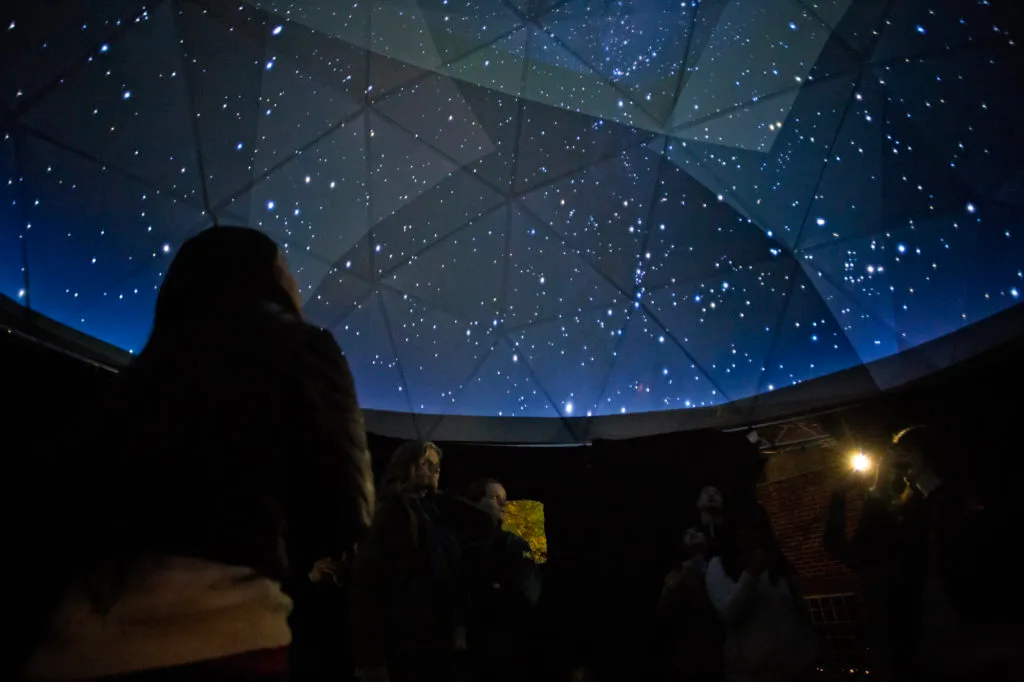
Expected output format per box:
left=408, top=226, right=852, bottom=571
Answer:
left=706, top=512, right=817, bottom=682
left=824, top=426, right=1014, bottom=681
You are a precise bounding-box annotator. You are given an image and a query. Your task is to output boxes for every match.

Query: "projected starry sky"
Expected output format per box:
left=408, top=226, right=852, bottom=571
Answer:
left=1, top=0, right=1021, bottom=421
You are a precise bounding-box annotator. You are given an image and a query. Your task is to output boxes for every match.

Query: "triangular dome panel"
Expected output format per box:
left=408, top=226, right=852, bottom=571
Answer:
left=278, top=244, right=333, bottom=304
left=370, top=2, right=444, bottom=72
left=253, top=22, right=365, bottom=176
left=1, top=1, right=148, bottom=108
left=511, top=305, right=628, bottom=419
left=380, top=287, right=495, bottom=416
left=177, top=0, right=267, bottom=209
left=304, top=265, right=373, bottom=332
left=233, top=116, right=369, bottom=264
left=517, top=144, right=659, bottom=293
left=871, top=0, right=1007, bottom=63
left=798, top=260, right=903, bottom=366
left=521, top=26, right=659, bottom=133
left=19, top=135, right=206, bottom=334
left=644, top=156, right=783, bottom=288
left=445, top=27, right=527, bottom=100
left=505, top=204, right=627, bottom=328
left=329, top=292, right=409, bottom=412
left=374, top=73, right=494, bottom=167
left=369, top=169, right=505, bottom=279
left=801, top=211, right=983, bottom=349
left=368, top=110, right=459, bottom=223
left=757, top=263, right=865, bottom=397
left=21, top=1, right=202, bottom=200
left=451, top=80, right=524, bottom=194
left=671, top=0, right=846, bottom=130
left=385, top=206, right=507, bottom=320
left=450, top=337, right=561, bottom=418
left=797, top=72, right=885, bottom=251
left=802, top=0, right=885, bottom=55
left=875, top=51, right=1024, bottom=200
left=73, top=256, right=169, bottom=355
left=541, top=0, right=693, bottom=125
left=248, top=0, right=370, bottom=47
left=959, top=202, right=1024, bottom=325
left=416, top=0, right=524, bottom=64
left=0, top=131, right=25, bottom=301
left=646, top=258, right=794, bottom=402
left=598, top=308, right=725, bottom=416
left=514, top=97, right=653, bottom=194
left=671, top=73, right=859, bottom=251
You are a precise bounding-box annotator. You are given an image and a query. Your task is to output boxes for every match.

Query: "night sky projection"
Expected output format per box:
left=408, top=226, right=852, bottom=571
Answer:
left=1, top=0, right=1021, bottom=422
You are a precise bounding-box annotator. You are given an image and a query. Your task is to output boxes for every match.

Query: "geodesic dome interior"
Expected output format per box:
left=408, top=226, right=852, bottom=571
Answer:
left=1, top=0, right=1022, bottom=441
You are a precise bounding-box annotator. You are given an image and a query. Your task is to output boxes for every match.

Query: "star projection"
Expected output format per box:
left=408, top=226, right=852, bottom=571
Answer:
left=1, top=0, right=1021, bottom=432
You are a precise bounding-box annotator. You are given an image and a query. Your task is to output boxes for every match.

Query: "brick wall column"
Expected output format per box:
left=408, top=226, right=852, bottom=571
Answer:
left=757, top=461, right=863, bottom=596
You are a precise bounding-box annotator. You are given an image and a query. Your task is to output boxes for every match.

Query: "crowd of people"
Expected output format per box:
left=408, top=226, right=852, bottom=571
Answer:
left=14, top=227, right=1019, bottom=682
left=18, top=227, right=541, bottom=682
left=656, top=487, right=817, bottom=682
left=653, top=429, right=1021, bottom=682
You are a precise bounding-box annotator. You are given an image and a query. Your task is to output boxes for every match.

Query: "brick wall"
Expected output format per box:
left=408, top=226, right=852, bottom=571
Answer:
left=757, top=466, right=862, bottom=596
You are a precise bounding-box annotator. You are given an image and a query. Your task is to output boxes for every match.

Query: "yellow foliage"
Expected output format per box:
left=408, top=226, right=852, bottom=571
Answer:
left=502, top=499, right=548, bottom=564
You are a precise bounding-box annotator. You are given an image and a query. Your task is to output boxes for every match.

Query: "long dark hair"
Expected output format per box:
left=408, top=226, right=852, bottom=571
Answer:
left=71, top=227, right=305, bottom=608
left=719, top=507, right=794, bottom=584
left=382, top=441, right=441, bottom=496
left=141, top=226, right=299, bottom=358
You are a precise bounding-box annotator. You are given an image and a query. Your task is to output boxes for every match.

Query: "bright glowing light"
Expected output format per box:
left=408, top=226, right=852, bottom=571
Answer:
left=850, top=453, right=872, bottom=472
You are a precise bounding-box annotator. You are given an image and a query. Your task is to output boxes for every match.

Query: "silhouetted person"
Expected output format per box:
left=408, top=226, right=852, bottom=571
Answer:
left=462, top=478, right=541, bottom=682
left=658, top=527, right=724, bottom=682
left=23, top=227, right=374, bottom=681
left=707, top=514, right=816, bottom=682
left=824, top=446, right=911, bottom=680
left=353, top=442, right=475, bottom=682
left=827, top=426, right=1021, bottom=681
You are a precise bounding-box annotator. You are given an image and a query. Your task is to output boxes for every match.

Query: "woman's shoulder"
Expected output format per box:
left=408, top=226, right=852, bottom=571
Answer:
left=267, top=319, right=353, bottom=379
left=269, top=315, right=340, bottom=354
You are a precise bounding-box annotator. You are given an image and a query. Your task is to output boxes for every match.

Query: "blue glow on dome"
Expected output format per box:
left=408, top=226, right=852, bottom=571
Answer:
left=0, top=0, right=1021, bottom=420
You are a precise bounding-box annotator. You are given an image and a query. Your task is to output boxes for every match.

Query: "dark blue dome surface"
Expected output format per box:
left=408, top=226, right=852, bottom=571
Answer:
left=1, top=0, right=1021, bottom=436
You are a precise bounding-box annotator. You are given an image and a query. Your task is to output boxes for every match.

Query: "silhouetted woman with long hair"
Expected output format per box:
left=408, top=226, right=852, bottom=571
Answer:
left=23, top=227, right=374, bottom=682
